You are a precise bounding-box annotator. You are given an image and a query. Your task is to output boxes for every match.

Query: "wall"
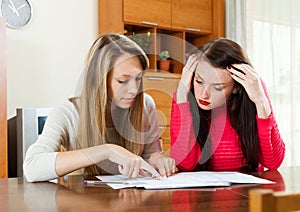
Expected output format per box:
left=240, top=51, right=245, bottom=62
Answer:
left=6, top=0, right=98, bottom=118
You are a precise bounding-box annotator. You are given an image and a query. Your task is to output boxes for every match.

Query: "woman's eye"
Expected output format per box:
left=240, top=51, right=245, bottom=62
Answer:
left=118, top=80, right=128, bottom=84
left=195, top=79, right=203, bottom=84
left=214, top=87, right=223, bottom=91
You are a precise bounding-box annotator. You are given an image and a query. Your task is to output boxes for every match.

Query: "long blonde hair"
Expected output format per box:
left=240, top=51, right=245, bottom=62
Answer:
left=75, top=33, right=149, bottom=175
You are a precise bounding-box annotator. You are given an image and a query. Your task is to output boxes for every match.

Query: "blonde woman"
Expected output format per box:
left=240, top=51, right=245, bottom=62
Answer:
left=24, top=33, right=175, bottom=182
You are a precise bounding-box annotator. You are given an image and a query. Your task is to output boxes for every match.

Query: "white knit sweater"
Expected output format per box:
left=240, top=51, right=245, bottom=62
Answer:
left=23, top=94, right=162, bottom=182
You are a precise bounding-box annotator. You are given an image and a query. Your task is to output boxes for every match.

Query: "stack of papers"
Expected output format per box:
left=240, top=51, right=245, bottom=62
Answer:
left=96, top=171, right=274, bottom=190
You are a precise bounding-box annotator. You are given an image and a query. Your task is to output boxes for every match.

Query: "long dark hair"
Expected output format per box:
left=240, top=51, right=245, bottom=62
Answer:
left=189, top=38, right=260, bottom=171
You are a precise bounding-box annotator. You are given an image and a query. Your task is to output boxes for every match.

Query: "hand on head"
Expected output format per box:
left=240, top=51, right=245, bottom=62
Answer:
left=227, top=64, right=265, bottom=105
left=227, top=63, right=271, bottom=118
left=177, top=54, right=200, bottom=103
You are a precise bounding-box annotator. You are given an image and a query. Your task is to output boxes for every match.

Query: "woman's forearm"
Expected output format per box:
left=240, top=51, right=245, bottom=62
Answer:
left=255, top=97, right=271, bottom=118
left=55, top=145, right=110, bottom=176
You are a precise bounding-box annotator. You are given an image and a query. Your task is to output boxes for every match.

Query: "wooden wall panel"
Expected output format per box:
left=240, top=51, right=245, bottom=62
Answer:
left=0, top=18, right=7, bottom=178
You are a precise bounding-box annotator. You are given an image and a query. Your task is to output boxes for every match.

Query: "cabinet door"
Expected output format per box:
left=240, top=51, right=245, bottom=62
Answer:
left=123, top=0, right=171, bottom=28
left=98, top=0, right=123, bottom=34
left=143, top=72, right=180, bottom=152
left=172, top=0, right=212, bottom=33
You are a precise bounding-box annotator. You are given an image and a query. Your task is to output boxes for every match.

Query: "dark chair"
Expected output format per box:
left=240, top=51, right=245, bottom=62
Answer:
left=8, top=108, right=52, bottom=177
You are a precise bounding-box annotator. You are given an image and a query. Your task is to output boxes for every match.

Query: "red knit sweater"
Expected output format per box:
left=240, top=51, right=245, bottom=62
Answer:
left=170, top=89, right=285, bottom=171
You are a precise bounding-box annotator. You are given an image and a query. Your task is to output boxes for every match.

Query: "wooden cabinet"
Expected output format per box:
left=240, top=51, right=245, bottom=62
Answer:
left=172, top=0, right=212, bottom=33
left=123, top=0, right=213, bottom=32
left=143, top=71, right=180, bottom=153
left=98, top=0, right=224, bottom=151
left=98, top=0, right=124, bottom=34
left=99, top=0, right=224, bottom=73
left=0, top=18, right=7, bottom=178
left=123, top=0, right=171, bottom=28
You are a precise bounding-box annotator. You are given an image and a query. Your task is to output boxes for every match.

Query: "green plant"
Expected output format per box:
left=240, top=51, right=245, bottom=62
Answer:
left=130, top=33, right=150, bottom=53
left=158, top=51, right=170, bottom=60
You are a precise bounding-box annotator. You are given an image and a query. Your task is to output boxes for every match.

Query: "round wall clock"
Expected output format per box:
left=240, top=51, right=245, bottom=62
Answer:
left=0, top=0, right=32, bottom=29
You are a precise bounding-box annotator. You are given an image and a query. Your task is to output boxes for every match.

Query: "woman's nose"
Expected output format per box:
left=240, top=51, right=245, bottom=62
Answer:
left=201, top=85, right=210, bottom=99
left=127, top=79, right=138, bottom=94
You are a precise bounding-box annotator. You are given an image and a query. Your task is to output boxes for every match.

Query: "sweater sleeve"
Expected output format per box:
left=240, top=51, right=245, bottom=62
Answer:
left=170, top=94, right=201, bottom=171
left=257, top=112, right=285, bottom=169
left=23, top=102, right=76, bottom=182
left=257, top=80, right=285, bottom=170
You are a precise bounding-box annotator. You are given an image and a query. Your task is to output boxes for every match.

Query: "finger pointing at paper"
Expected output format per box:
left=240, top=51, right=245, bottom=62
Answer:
left=107, top=144, right=161, bottom=179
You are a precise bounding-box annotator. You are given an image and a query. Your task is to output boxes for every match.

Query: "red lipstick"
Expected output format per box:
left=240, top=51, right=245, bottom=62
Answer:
left=198, top=99, right=210, bottom=106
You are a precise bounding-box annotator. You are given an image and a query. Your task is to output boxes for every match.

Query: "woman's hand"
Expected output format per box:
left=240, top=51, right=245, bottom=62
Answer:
left=227, top=64, right=271, bottom=118
left=148, top=152, right=176, bottom=177
left=177, top=54, right=199, bottom=103
left=105, top=144, right=161, bottom=179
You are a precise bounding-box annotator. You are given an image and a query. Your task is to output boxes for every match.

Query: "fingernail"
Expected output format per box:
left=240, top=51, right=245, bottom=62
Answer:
left=153, top=175, right=162, bottom=179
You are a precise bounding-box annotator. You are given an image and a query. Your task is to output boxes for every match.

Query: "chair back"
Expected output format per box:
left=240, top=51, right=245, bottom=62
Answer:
left=12, top=108, right=52, bottom=177
left=249, top=189, right=300, bottom=212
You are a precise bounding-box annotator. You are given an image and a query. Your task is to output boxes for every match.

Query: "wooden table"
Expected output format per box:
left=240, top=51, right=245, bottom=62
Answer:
left=0, top=166, right=299, bottom=211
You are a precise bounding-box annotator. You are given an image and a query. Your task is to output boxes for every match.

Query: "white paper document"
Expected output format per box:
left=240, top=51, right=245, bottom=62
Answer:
left=96, top=171, right=274, bottom=190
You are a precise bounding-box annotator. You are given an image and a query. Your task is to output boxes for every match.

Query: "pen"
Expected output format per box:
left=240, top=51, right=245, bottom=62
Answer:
left=84, top=180, right=129, bottom=185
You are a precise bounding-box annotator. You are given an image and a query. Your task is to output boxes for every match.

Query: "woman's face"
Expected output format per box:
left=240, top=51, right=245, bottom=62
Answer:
left=193, top=59, right=235, bottom=110
left=108, top=53, right=144, bottom=109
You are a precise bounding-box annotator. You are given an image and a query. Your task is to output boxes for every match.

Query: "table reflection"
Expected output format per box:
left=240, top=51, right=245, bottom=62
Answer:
left=254, top=169, right=285, bottom=191
left=171, top=169, right=286, bottom=212
left=8, top=167, right=298, bottom=211
left=21, top=175, right=173, bottom=211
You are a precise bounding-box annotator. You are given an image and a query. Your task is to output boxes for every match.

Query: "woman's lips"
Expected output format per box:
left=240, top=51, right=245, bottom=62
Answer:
left=123, top=97, right=135, bottom=103
left=198, top=99, right=210, bottom=106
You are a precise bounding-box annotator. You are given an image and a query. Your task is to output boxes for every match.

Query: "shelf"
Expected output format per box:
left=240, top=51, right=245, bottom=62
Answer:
left=98, top=0, right=225, bottom=145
